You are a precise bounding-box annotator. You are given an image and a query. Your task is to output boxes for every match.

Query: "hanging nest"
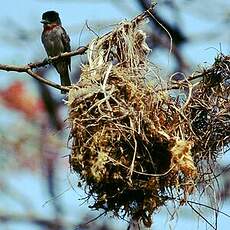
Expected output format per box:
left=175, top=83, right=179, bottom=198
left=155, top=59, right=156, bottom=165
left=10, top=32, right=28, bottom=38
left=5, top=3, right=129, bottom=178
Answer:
left=67, top=12, right=230, bottom=227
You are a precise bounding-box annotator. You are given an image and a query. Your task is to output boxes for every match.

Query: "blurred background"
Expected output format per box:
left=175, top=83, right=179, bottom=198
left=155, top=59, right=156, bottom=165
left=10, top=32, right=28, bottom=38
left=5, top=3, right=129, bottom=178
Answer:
left=0, top=0, right=229, bottom=229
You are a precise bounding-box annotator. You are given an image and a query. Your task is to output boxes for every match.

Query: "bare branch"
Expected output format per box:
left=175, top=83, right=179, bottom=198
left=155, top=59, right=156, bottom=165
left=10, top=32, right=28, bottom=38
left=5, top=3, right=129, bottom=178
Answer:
left=27, top=69, right=69, bottom=92
left=0, top=46, right=88, bottom=92
left=28, top=46, right=88, bottom=69
left=0, top=63, right=69, bottom=92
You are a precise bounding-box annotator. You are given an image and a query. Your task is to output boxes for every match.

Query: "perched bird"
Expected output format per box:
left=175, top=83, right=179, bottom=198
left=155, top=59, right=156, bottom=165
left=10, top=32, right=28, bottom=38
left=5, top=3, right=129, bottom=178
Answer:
left=41, top=11, right=71, bottom=94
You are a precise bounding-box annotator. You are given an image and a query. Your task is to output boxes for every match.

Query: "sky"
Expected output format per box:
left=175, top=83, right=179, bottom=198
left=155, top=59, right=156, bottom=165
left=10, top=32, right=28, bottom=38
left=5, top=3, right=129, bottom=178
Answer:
left=0, top=0, right=229, bottom=230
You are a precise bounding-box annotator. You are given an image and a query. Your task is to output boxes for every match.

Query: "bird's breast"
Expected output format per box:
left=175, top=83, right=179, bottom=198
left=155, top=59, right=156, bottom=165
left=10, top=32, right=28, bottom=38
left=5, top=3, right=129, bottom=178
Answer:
left=42, top=28, right=65, bottom=57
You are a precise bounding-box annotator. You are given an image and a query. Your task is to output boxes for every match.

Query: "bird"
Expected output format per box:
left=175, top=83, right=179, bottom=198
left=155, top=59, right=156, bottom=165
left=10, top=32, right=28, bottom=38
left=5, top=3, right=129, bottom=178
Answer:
left=41, top=11, right=71, bottom=94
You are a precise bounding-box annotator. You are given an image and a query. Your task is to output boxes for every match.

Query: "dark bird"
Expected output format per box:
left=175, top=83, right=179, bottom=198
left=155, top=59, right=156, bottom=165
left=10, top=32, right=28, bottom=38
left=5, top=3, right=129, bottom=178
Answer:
left=41, top=11, right=71, bottom=94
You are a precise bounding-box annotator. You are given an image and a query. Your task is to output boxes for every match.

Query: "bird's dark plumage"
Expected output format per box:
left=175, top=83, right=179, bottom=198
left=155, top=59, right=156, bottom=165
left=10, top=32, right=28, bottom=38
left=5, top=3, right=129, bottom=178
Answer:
left=41, top=11, right=71, bottom=94
left=42, top=11, right=61, bottom=24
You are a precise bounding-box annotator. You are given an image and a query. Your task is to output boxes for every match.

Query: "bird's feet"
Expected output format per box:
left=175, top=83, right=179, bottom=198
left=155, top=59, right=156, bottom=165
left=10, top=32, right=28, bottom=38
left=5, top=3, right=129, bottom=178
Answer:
left=43, top=57, right=52, bottom=65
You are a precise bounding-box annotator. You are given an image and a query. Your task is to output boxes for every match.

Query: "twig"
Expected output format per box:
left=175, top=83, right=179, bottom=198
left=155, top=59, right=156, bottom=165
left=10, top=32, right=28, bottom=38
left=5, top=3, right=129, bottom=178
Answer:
left=27, top=69, right=69, bottom=92
left=187, top=202, right=216, bottom=230
left=75, top=211, right=106, bottom=229
left=28, top=46, right=88, bottom=69
left=187, top=200, right=230, bottom=219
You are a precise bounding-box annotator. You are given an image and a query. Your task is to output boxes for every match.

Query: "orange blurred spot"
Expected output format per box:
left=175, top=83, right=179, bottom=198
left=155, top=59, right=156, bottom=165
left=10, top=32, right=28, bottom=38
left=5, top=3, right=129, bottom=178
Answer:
left=0, top=81, right=44, bottom=119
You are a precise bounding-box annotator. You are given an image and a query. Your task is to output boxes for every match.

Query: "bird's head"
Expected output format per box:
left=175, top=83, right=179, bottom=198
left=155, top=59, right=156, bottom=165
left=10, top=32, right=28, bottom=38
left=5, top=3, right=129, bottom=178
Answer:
left=41, top=11, right=61, bottom=26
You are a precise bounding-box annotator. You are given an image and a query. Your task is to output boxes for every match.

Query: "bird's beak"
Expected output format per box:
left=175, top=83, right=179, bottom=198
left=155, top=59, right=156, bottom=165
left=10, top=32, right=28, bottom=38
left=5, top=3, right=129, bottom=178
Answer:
left=40, top=19, right=49, bottom=24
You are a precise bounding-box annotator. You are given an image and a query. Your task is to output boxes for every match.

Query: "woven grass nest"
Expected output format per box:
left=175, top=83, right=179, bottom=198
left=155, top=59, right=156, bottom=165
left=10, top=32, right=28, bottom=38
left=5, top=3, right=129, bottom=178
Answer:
left=67, top=15, right=230, bottom=227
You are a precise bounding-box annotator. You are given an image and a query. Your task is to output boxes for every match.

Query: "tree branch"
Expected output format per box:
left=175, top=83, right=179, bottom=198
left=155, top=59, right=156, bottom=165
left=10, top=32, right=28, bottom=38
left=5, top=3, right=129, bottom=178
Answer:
left=28, top=46, right=88, bottom=69
left=0, top=46, right=88, bottom=92
left=27, top=69, right=69, bottom=92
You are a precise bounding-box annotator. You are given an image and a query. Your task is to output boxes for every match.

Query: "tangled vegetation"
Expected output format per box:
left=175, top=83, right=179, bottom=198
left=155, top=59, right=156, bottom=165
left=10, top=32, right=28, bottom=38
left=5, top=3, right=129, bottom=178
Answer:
left=67, top=10, right=230, bottom=227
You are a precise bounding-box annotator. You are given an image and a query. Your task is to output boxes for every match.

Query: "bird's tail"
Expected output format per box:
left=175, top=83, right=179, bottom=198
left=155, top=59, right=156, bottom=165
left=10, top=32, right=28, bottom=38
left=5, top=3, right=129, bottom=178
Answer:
left=60, top=70, right=71, bottom=94
left=55, top=62, right=71, bottom=94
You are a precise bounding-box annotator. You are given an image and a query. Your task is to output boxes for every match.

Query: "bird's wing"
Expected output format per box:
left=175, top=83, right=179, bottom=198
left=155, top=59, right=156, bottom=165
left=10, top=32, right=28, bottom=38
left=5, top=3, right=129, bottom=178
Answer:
left=61, top=27, right=71, bottom=71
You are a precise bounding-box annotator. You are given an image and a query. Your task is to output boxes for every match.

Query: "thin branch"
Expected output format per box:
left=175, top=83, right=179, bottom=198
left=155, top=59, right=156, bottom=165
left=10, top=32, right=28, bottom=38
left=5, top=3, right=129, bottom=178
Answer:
left=187, top=202, right=216, bottom=230
left=28, top=46, right=88, bottom=69
left=187, top=200, right=230, bottom=219
left=0, top=46, right=88, bottom=92
left=27, top=69, right=69, bottom=92
left=75, top=211, right=106, bottom=229
left=0, top=63, right=69, bottom=92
